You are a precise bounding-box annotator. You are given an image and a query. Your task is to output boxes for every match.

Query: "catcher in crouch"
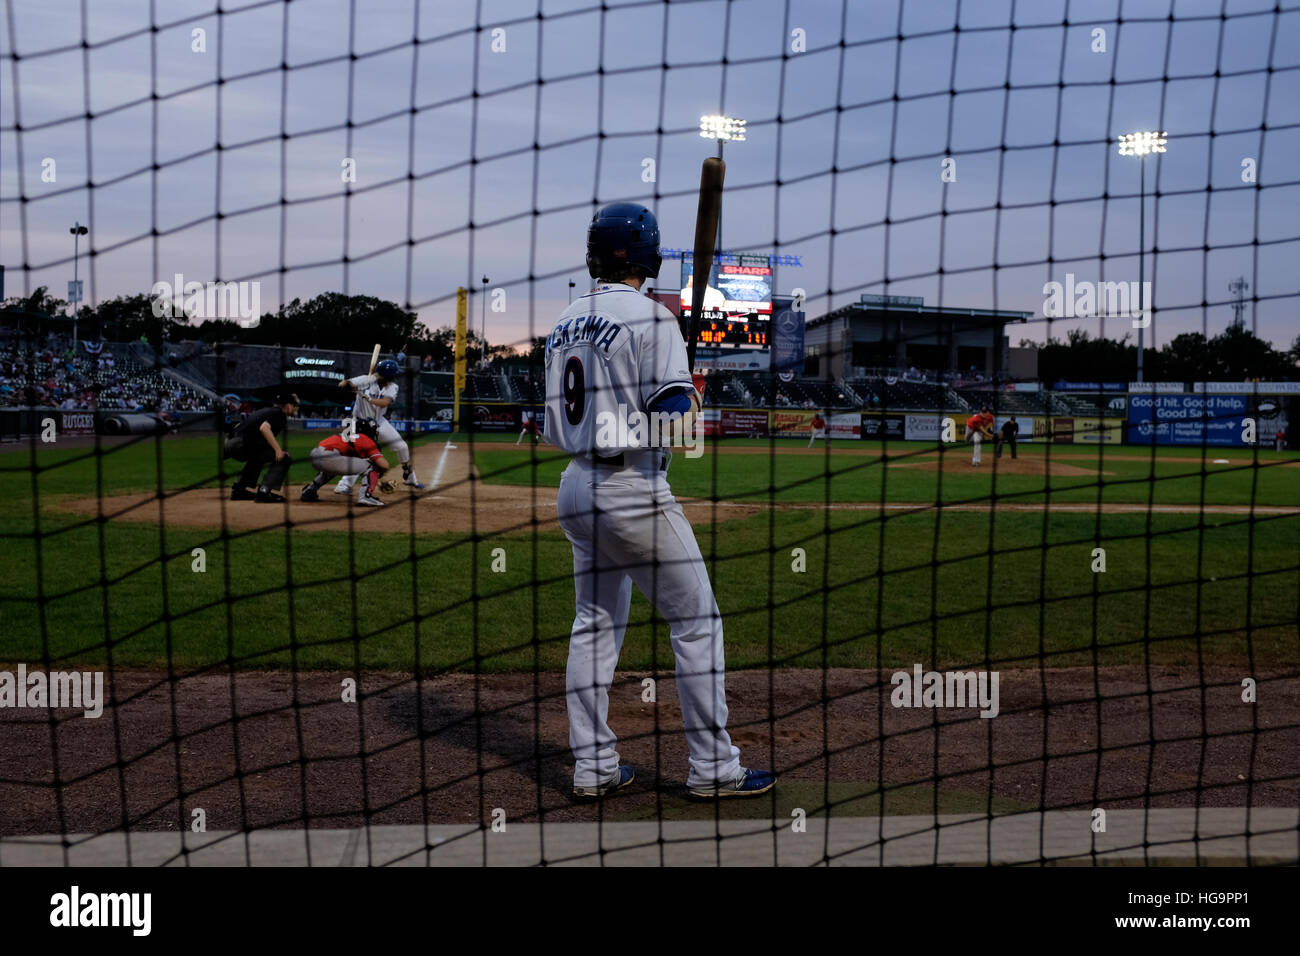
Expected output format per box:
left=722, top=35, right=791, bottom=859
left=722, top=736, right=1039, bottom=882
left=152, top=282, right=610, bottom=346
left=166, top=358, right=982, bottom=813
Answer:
left=300, top=418, right=391, bottom=507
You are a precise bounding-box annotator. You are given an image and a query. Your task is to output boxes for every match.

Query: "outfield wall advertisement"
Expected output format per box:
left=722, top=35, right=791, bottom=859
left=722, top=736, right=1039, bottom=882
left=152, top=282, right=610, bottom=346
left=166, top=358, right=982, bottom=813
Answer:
left=1126, top=394, right=1250, bottom=446
left=828, top=412, right=861, bottom=439
left=447, top=398, right=1285, bottom=448
left=1051, top=417, right=1123, bottom=443
left=303, top=418, right=452, bottom=434
left=771, top=410, right=819, bottom=437
left=701, top=408, right=770, bottom=438
left=861, top=414, right=905, bottom=438
left=904, top=414, right=945, bottom=441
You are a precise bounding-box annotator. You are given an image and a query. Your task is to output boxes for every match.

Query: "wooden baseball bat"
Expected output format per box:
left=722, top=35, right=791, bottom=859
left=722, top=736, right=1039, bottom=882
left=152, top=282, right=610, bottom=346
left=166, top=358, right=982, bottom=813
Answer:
left=685, top=156, right=725, bottom=371
left=368, top=343, right=381, bottom=375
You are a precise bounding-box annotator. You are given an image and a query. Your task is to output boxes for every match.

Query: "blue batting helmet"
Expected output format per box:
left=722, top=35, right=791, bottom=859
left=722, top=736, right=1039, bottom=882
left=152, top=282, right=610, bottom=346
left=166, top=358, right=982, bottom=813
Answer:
left=586, top=203, right=661, bottom=280
left=375, top=359, right=400, bottom=381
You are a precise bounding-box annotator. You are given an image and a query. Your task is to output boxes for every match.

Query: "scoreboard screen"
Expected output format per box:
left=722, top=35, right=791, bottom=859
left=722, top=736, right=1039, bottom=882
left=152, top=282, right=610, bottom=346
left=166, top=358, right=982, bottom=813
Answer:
left=695, top=318, right=769, bottom=347
left=680, top=254, right=773, bottom=349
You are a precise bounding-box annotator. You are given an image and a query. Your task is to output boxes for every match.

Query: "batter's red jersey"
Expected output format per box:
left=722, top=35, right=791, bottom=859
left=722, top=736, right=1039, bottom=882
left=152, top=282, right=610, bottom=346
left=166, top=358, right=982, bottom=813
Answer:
left=317, top=433, right=384, bottom=463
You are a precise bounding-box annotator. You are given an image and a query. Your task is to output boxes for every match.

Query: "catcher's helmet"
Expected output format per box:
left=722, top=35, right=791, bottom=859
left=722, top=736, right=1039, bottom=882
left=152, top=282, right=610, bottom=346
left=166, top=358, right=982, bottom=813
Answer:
left=586, top=202, right=661, bottom=280
left=354, top=418, right=379, bottom=441
left=375, top=358, right=401, bottom=381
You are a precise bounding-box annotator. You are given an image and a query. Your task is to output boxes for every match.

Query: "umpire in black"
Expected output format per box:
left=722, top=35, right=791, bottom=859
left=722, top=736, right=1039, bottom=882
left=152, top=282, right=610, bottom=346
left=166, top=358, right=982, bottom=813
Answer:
left=225, top=391, right=299, bottom=502
left=995, top=414, right=1019, bottom=459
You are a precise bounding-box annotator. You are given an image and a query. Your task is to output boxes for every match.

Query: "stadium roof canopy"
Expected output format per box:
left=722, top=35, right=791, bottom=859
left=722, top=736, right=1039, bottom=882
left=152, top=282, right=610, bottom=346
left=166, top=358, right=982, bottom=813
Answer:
left=805, top=295, right=1034, bottom=379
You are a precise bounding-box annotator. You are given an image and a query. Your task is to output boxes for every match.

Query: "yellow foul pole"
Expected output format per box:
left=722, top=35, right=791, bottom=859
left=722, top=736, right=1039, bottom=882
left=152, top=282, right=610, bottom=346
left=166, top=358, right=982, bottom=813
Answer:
left=454, top=287, right=468, bottom=432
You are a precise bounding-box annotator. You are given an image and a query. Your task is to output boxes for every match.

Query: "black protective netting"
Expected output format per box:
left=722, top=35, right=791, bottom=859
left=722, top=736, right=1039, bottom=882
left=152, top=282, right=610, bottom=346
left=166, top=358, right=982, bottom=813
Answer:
left=1, top=0, right=1298, bottom=867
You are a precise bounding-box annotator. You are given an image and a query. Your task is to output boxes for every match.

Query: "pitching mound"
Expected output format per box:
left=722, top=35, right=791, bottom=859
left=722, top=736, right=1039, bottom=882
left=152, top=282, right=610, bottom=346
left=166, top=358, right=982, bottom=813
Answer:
left=889, top=454, right=1105, bottom=478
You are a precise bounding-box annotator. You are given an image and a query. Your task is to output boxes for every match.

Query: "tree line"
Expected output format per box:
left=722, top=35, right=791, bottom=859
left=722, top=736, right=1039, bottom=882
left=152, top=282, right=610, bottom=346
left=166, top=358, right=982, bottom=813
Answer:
left=1022, top=326, right=1299, bottom=383
left=5, top=285, right=1295, bottom=381
left=0, top=287, right=517, bottom=368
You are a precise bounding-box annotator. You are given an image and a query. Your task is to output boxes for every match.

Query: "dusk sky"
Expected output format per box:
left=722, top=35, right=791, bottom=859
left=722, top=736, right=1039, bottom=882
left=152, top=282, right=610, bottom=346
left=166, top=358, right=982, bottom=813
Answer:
left=2, top=0, right=1297, bottom=354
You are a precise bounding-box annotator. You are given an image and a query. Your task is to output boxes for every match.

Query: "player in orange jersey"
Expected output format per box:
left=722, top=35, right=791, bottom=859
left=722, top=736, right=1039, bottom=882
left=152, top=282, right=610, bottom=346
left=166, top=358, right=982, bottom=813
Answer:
left=965, top=406, right=994, bottom=466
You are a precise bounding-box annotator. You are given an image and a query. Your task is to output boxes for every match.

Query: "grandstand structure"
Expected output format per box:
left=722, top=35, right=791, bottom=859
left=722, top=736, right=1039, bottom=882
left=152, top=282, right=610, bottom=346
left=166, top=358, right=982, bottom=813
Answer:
left=0, top=330, right=207, bottom=414
left=804, top=295, right=1036, bottom=384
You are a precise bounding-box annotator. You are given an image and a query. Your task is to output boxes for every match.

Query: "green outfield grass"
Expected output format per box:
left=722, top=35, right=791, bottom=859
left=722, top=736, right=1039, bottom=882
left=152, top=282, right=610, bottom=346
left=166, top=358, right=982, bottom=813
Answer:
left=476, top=440, right=1300, bottom=508
left=1, top=433, right=1296, bottom=673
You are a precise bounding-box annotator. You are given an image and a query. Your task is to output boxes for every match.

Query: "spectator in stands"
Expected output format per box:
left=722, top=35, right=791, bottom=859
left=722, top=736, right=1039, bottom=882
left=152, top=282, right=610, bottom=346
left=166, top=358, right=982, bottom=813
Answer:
left=421, top=354, right=433, bottom=371
left=996, top=415, right=1019, bottom=460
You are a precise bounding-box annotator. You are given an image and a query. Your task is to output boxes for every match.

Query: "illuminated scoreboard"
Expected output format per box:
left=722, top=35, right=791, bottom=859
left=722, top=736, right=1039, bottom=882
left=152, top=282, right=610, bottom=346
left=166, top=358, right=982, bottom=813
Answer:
left=696, top=319, right=769, bottom=347
left=680, top=254, right=773, bottom=349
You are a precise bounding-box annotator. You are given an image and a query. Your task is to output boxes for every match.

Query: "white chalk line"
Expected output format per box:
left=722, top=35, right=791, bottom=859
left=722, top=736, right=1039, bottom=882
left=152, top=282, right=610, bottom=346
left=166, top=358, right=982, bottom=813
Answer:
left=428, top=441, right=456, bottom=493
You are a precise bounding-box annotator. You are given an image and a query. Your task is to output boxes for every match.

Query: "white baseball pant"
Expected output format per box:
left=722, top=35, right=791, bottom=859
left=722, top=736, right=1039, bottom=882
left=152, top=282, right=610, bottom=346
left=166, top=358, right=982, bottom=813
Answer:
left=556, top=452, right=742, bottom=791
left=309, top=447, right=371, bottom=476
left=970, top=430, right=982, bottom=465
left=337, top=419, right=410, bottom=490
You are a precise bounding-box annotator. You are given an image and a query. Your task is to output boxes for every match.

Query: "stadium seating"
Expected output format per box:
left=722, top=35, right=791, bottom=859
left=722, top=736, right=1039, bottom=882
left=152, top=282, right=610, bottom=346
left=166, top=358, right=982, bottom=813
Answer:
left=850, top=380, right=961, bottom=411
left=464, top=372, right=503, bottom=401
left=508, top=374, right=545, bottom=404
left=0, top=336, right=208, bottom=411
left=955, top=389, right=1051, bottom=415
left=1049, top=393, right=1110, bottom=417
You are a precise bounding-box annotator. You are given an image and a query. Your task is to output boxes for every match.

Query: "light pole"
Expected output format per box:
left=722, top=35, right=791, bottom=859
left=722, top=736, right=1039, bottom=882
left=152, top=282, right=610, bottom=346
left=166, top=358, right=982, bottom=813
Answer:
left=480, top=275, right=489, bottom=369
left=1117, top=131, right=1167, bottom=382
left=699, top=114, right=745, bottom=262
left=69, top=223, right=88, bottom=349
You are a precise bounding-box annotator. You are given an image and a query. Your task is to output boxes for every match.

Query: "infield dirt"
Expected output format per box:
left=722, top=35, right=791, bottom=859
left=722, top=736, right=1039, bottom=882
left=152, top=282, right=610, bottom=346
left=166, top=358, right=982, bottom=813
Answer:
left=56, top=440, right=1137, bottom=535
left=2, top=665, right=1295, bottom=835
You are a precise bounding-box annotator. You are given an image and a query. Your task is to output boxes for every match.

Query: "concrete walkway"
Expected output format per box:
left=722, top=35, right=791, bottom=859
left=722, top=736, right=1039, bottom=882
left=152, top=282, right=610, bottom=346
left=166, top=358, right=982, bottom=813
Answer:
left=2, top=809, right=1294, bottom=866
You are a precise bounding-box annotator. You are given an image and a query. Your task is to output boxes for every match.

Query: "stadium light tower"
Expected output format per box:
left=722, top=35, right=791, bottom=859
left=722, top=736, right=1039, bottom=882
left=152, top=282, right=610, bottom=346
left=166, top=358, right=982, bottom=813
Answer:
left=479, top=274, right=489, bottom=369
left=68, top=222, right=88, bottom=349
left=1117, top=131, right=1167, bottom=382
left=700, top=114, right=745, bottom=257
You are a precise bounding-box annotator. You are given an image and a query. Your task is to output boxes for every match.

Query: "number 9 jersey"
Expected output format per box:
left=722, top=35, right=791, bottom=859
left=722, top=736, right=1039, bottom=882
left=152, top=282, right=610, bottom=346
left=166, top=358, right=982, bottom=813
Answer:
left=543, top=283, right=694, bottom=455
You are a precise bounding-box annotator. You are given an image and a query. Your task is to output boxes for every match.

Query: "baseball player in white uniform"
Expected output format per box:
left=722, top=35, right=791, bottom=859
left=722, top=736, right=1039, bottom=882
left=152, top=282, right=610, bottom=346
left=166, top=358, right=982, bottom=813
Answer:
left=334, top=358, right=424, bottom=497
left=545, top=202, right=775, bottom=800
